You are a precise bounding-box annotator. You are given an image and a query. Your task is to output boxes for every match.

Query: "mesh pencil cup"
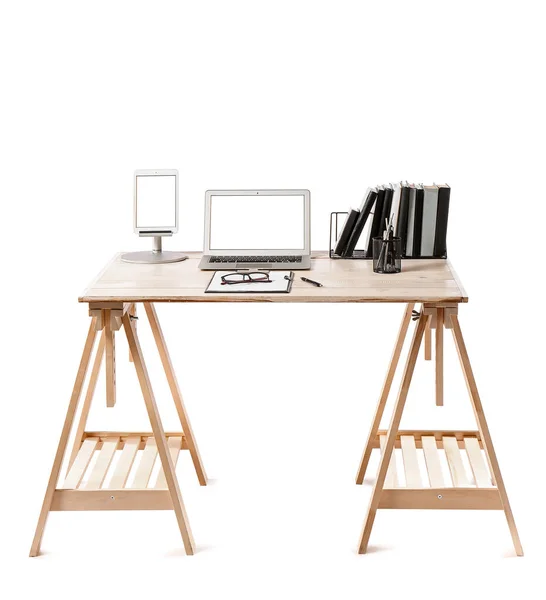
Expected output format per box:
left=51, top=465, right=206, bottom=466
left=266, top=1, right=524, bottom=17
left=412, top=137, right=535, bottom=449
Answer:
left=372, top=236, right=402, bottom=274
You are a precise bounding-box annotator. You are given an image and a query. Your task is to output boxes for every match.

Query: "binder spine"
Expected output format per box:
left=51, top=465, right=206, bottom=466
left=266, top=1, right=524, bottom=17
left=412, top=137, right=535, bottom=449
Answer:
left=329, top=211, right=448, bottom=260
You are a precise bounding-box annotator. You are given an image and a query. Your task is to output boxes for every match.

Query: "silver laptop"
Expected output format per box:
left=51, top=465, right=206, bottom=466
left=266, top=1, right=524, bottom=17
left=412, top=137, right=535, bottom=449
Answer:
left=198, top=189, right=311, bottom=270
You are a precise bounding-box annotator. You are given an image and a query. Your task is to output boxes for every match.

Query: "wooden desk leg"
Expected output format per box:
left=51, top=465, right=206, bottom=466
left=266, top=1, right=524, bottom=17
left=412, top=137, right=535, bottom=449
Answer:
left=67, top=331, right=105, bottom=470
left=128, top=303, right=136, bottom=362
left=435, top=308, right=444, bottom=406
left=144, top=303, right=208, bottom=486
left=122, top=312, right=195, bottom=555
left=29, top=318, right=98, bottom=557
left=424, top=317, right=432, bottom=361
left=104, top=309, right=116, bottom=408
left=450, top=314, right=523, bottom=556
left=356, top=303, right=414, bottom=484
left=358, top=313, right=428, bottom=554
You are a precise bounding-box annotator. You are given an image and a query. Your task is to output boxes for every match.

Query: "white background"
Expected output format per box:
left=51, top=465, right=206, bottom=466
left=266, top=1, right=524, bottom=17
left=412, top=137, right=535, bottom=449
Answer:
left=1, top=1, right=545, bottom=598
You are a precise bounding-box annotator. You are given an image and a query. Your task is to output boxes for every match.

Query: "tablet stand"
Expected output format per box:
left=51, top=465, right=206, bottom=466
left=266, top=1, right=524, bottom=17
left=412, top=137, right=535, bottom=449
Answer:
left=122, top=236, right=188, bottom=264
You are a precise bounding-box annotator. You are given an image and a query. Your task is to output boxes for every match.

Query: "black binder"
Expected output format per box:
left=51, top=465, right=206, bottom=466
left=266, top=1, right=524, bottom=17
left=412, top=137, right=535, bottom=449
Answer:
left=366, top=187, right=386, bottom=256
left=412, top=185, right=424, bottom=257
left=433, top=184, right=451, bottom=257
left=380, top=186, right=393, bottom=233
left=396, top=184, right=410, bottom=256
left=334, top=208, right=359, bottom=256
left=343, top=188, right=378, bottom=257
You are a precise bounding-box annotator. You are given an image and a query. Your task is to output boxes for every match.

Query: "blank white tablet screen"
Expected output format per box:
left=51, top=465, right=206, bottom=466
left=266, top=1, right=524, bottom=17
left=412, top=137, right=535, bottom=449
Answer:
left=136, top=175, right=176, bottom=229
left=209, top=194, right=305, bottom=250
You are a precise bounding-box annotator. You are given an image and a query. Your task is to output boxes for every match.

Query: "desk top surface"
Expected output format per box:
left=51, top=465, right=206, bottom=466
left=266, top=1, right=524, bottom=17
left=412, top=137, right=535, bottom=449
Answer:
left=80, top=252, right=468, bottom=304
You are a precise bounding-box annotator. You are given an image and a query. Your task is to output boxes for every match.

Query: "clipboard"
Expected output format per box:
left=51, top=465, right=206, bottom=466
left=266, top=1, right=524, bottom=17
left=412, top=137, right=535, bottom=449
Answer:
left=205, top=271, right=294, bottom=294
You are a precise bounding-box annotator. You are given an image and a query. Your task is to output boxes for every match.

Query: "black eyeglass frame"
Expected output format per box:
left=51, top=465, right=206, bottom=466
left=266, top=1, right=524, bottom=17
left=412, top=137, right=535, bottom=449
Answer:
left=220, top=271, right=273, bottom=285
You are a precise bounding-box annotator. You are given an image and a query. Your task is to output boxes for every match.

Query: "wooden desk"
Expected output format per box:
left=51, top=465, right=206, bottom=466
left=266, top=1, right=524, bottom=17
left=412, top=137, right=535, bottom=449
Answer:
left=30, top=253, right=522, bottom=557
left=80, top=252, right=468, bottom=304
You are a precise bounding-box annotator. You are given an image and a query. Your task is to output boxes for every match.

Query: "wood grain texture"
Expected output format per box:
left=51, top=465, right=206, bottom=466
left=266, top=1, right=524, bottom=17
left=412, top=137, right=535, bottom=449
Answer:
left=83, top=432, right=188, bottom=450
left=450, top=314, right=523, bottom=556
left=443, top=436, right=471, bottom=487
left=131, top=438, right=158, bottom=489
left=379, top=435, right=399, bottom=489
left=144, top=303, right=207, bottom=485
left=421, top=436, right=445, bottom=488
left=104, top=310, right=116, bottom=408
left=358, top=314, right=429, bottom=554
left=81, top=437, right=119, bottom=489
left=374, top=430, right=482, bottom=449
left=63, top=438, right=99, bottom=489
left=379, top=489, right=502, bottom=510
left=400, top=435, right=422, bottom=488
left=356, top=304, right=414, bottom=484
left=128, top=303, right=136, bottom=362
left=107, top=436, right=140, bottom=489
left=51, top=489, right=173, bottom=511
left=155, top=436, right=182, bottom=489
left=424, top=318, right=432, bottom=360
left=29, top=319, right=98, bottom=557
left=465, top=437, right=492, bottom=488
left=435, top=308, right=444, bottom=406
left=67, top=332, right=105, bottom=470
left=122, top=313, right=195, bottom=554
left=80, top=253, right=468, bottom=304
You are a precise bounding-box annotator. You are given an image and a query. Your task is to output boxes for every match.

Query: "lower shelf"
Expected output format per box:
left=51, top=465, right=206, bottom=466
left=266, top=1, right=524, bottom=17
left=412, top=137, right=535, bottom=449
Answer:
left=52, top=489, right=173, bottom=511
left=373, top=430, right=502, bottom=510
left=53, top=432, right=188, bottom=511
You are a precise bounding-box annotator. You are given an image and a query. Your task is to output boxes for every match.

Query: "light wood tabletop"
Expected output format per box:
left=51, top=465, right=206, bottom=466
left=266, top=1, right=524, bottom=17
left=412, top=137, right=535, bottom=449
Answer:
left=79, top=252, right=468, bottom=304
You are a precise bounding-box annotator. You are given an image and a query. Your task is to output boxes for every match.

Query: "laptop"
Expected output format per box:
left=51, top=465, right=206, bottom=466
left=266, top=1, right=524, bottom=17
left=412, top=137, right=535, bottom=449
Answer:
left=198, top=189, right=311, bottom=270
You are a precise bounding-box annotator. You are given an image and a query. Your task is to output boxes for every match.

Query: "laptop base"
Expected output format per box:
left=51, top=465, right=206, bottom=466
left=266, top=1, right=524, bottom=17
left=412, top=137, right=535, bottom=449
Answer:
left=198, top=255, right=311, bottom=270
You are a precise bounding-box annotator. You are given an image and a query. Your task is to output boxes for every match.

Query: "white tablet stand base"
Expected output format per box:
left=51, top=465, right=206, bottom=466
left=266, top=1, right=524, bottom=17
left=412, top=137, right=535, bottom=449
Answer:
left=121, top=235, right=188, bottom=264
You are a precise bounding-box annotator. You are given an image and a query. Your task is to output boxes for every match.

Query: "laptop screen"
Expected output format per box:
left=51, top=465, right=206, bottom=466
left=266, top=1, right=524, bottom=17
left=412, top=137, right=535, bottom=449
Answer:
left=209, top=194, right=306, bottom=251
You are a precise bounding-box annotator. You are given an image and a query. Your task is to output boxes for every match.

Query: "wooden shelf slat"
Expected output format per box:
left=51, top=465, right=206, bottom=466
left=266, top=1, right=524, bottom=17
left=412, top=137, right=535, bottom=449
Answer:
left=443, top=437, right=471, bottom=487
left=465, top=437, right=492, bottom=488
left=107, top=436, right=140, bottom=489
left=63, top=438, right=98, bottom=489
left=82, top=431, right=188, bottom=451
left=421, top=436, right=445, bottom=488
left=131, top=438, right=158, bottom=489
left=400, top=435, right=422, bottom=488
left=81, top=437, right=119, bottom=490
left=374, top=430, right=482, bottom=449
left=155, top=436, right=182, bottom=489
left=379, top=435, right=398, bottom=488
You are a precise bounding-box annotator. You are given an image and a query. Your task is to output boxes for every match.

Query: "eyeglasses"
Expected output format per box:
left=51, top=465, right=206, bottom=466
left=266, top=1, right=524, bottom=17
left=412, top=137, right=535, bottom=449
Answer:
left=220, top=272, right=272, bottom=285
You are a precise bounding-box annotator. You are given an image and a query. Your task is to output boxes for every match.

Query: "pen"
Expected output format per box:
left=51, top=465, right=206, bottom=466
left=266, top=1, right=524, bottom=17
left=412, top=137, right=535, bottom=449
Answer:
left=301, top=276, right=323, bottom=287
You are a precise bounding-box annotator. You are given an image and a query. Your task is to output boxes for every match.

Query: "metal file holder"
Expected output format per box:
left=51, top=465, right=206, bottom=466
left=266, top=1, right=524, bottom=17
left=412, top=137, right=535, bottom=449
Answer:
left=329, top=211, right=448, bottom=260
left=329, top=212, right=369, bottom=259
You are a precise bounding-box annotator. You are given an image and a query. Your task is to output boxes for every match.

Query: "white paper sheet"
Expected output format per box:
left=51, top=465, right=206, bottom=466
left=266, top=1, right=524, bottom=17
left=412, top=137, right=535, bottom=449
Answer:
left=205, top=271, right=293, bottom=293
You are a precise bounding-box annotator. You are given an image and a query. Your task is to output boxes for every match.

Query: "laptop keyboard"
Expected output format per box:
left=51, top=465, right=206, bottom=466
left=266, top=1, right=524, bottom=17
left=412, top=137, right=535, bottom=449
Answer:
left=209, top=255, right=302, bottom=264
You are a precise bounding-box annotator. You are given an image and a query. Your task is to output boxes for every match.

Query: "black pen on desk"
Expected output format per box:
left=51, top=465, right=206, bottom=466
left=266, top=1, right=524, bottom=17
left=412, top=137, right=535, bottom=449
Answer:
left=301, top=276, right=323, bottom=287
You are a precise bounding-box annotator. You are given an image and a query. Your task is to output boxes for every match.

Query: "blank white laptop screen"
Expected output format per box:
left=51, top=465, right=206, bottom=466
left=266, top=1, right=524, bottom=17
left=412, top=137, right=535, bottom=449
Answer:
left=209, top=194, right=305, bottom=250
left=136, top=175, right=176, bottom=229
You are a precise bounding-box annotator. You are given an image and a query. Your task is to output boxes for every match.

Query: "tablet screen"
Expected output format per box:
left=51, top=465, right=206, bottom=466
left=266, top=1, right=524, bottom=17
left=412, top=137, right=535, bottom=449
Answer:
left=136, top=174, right=176, bottom=229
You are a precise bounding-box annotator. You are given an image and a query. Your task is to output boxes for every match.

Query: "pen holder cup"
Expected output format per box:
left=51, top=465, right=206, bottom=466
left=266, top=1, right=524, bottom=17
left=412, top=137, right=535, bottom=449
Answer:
left=372, top=237, right=402, bottom=274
